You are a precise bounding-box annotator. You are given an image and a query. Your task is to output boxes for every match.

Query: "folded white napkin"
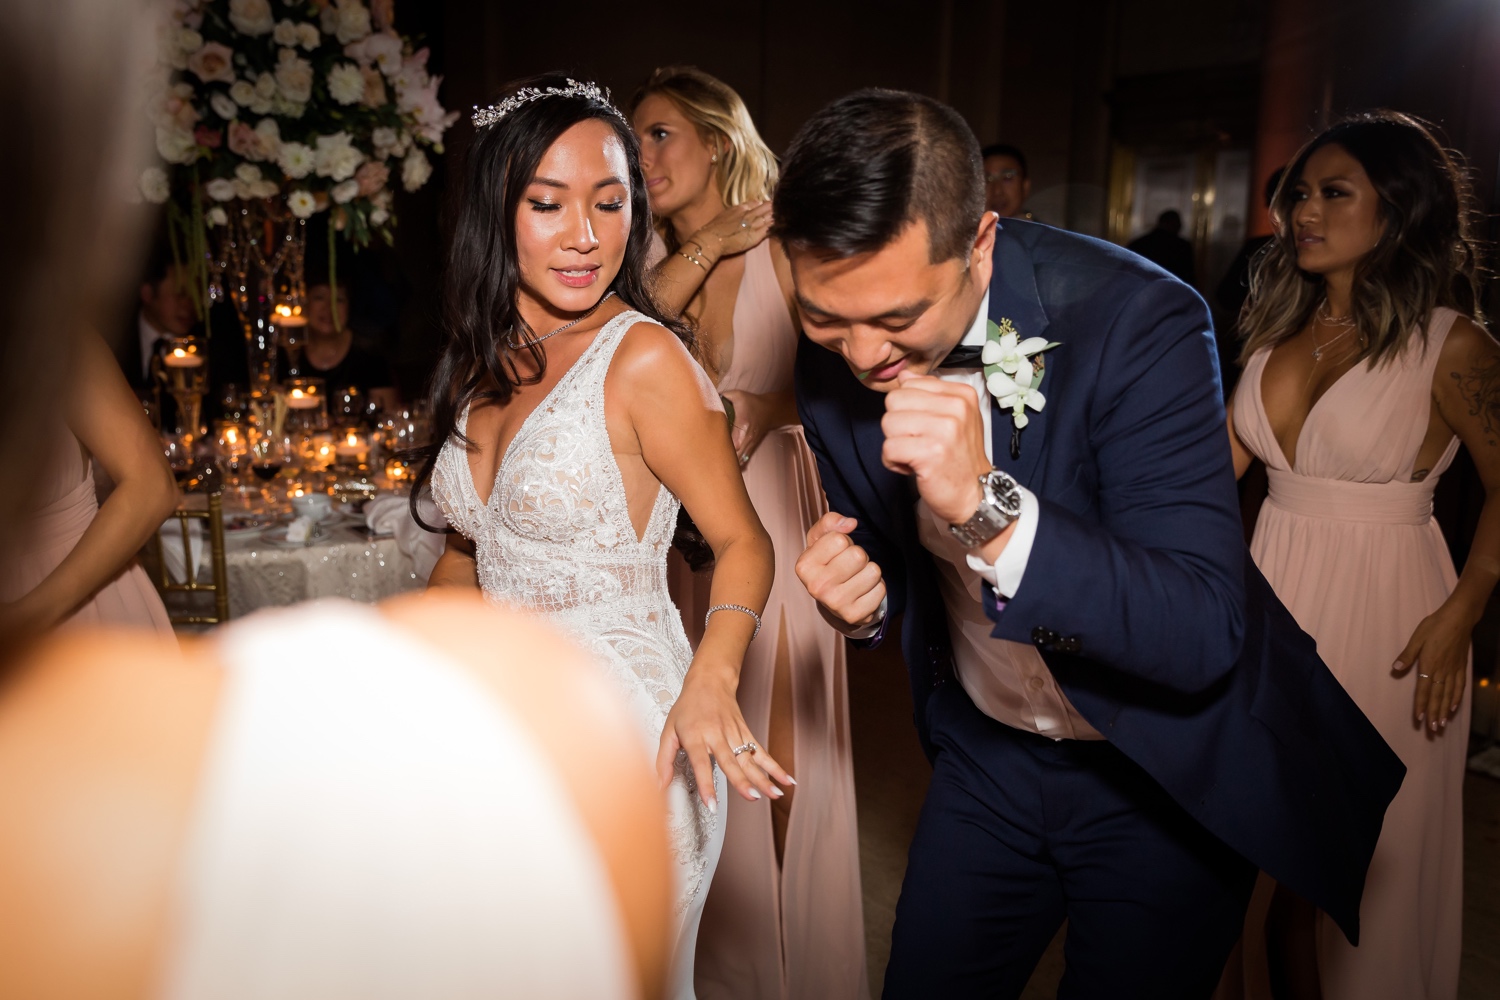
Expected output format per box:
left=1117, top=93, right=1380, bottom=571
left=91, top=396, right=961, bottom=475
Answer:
left=158, top=517, right=207, bottom=584
left=285, top=515, right=313, bottom=544
left=365, top=492, right=446, bottom=584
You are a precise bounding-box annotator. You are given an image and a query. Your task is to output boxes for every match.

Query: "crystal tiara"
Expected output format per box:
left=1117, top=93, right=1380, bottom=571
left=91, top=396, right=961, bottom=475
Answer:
left=471, top=78, right=630, bottom=130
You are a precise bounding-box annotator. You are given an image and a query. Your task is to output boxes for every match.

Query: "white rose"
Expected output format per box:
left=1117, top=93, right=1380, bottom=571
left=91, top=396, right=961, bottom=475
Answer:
left=297, top=22, right=321, bottom=50
left=228, top=0, right=274, bottom=36
left=370, top=205, right=390, bottom=225
left=178, top=28, right=204, bottom=54
left=155, top=125, right=198, bottom=165
left=207, top=206, right=229, bottom=226
left=249, top=179, right=280, bottom=200
left=234, top=162, right=262, bottom=184
left=371, top=126, right=398, bottom=152
left=139, top=166, right=170, bottom=205
left=326, top=63, right=365, bottom=105
left=315, top=132, right=364, bottom=181
left=401, top=148, right=431, bottom=192
left=275, top=49, right=313, bottom=104
left=273, top=20, right=299, bottom=47
left=277, top=141, right=316, bottom=179
left=255, top=119, right=281, bottom=156
left=331, top=178, right=360, bottom=204
left=287, top=190, right=317, bottom=219
left=273, top=96, right=307, bottom=120
left=210, top=90, right=238, bottom=121
left=205, top=177, right=238, bottom=202
left=334, top=0, right=372, bottom=44
left=229, top=79, right=256, bottom=106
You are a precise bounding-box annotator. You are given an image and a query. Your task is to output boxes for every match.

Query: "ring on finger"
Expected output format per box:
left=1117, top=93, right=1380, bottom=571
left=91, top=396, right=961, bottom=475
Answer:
left=731, top=741, right=758, bottom=757
left=1418, top=672, right=1433, bottom=679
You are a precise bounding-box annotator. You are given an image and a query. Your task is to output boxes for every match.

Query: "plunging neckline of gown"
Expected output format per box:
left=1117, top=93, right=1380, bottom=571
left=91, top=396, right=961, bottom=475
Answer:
left=1256, top=344, right=1363, bottom=471
left=462, top=318, right=617, bottom=509
left=456, top=310, right=671, bottom=547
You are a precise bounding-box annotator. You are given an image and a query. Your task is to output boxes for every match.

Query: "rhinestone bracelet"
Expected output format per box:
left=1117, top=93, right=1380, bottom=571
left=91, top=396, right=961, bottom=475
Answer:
left=705, top=603, right=762, bottom=641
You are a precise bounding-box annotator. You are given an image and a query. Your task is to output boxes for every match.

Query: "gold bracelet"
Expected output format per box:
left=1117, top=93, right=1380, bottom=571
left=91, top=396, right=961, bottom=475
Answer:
left=678, top=248, right=708, bottom=271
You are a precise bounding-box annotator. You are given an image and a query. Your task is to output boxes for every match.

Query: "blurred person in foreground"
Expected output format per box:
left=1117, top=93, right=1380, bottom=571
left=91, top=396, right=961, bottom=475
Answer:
left=981, top=143, right=1031, bottom=219
left=1226, top=110, right=1494, bottom=1000
left=0, top=6, right=675, bottom=997
left=631, top=65, right=867, bottom=1000
left=782, top=88, right=1403, bottom=999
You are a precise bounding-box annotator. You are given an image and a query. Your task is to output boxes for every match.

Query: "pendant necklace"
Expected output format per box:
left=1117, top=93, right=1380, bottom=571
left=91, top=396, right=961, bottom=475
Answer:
left=505, top=290, right=615, bottom=351
left=1312, top=301, right=1358, bottom=362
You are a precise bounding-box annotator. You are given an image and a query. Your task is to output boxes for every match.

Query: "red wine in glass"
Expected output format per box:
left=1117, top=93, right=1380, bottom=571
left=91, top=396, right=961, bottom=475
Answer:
left=252, top=462, right=284, bottom=482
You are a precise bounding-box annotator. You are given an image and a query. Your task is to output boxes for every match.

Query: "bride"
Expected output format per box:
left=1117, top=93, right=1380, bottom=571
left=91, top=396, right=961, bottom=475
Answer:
left=412, top=75, right=791, bottom=997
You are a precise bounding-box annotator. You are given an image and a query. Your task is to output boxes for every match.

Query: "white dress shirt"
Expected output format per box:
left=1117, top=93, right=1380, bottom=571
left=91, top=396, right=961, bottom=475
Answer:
left=844, top=293, right=1101, bottom=740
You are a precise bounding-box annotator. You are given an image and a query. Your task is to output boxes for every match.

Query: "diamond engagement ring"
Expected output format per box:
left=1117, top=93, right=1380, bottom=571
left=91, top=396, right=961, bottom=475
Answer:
left=732, top=742, right=758, bottom=756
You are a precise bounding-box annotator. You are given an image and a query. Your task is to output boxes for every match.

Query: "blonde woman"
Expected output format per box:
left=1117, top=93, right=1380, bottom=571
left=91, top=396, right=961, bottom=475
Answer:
left=631, top=67, right=868, bottom=1000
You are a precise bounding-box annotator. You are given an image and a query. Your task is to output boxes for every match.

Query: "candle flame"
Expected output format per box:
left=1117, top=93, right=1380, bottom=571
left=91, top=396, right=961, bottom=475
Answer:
left=346, top=431, right=360, bottom=446
left=276, top=304, right=292, bottom=318
left=172, top=348, right=187, bottom=358
left=290, top=388, right=304, bottom=398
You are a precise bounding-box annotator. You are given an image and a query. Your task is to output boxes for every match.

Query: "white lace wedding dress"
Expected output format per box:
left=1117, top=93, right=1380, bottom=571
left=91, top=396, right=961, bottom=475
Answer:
left=430, top=309, right=725, bottom=999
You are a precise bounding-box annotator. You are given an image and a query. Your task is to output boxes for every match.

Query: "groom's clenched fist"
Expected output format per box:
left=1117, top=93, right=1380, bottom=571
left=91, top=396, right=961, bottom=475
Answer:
left=796, top=512, right=886, bottom=629
left=881, top=370, right=992, bottom=526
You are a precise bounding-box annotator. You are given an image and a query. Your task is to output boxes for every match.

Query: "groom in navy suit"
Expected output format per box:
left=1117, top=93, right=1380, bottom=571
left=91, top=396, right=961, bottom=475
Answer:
left=780, top=90, right=1405, bottom=997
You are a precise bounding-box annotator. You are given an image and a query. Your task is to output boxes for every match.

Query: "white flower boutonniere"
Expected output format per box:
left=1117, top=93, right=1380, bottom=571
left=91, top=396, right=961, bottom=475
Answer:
left=981, top=318, right=1059, bottom=458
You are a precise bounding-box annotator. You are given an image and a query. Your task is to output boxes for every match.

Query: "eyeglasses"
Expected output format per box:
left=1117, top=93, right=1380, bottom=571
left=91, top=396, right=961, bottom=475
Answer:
left=986, top=169, right=1021, bottom=183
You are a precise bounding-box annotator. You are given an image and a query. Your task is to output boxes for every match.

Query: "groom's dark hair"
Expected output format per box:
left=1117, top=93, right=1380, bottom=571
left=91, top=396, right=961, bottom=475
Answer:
left=773, top=89, right=985, bottom=264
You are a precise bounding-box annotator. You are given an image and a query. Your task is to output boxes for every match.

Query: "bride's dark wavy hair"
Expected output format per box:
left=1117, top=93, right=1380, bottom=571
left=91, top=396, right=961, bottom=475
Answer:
left=411, top=73, right=692, bottom=529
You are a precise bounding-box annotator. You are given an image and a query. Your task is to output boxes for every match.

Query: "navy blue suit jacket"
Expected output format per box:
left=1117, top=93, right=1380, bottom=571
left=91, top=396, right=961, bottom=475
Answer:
left=795, top=219, right=1405, bottom=944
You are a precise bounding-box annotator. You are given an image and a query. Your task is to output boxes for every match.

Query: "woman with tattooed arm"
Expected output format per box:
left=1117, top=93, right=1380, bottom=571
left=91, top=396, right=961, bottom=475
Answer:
left=1225, top=111, right=1495, bottom=1000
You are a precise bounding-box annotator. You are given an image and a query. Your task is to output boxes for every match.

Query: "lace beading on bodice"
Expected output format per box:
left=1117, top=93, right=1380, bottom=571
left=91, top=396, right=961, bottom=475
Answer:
left=432, top=310, right=681, bottom=626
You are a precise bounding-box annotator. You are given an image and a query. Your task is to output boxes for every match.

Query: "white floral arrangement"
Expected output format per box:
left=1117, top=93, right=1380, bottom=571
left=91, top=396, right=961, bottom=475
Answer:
left=140, top=0, right=456, bottom=248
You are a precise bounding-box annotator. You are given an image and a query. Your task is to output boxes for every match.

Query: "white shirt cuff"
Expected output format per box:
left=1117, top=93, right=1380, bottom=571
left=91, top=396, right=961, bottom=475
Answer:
left=964, top=486, right=1039, bottom=599
left=837, top=595, right=887, bottom=639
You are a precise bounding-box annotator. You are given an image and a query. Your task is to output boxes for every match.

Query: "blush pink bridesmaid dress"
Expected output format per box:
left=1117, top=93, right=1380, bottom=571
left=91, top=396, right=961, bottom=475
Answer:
left=1232, top=307, right=1468, bottom=1000
left=3, top=429, right=173, bottom=634
left=672, top=240, right=869, bottom=1000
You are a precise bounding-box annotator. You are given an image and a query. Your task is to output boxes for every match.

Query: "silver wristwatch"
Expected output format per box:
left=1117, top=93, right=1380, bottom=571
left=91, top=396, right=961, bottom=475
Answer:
left=948, top=469, right=1023, bottom=549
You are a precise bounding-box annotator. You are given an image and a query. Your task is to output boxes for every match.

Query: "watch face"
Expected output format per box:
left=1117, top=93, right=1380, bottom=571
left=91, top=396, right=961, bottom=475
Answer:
left=983, top=471, right=1023, bottom=519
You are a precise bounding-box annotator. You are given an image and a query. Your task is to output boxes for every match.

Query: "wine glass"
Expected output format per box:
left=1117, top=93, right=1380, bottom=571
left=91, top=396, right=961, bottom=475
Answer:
left=249, top=431, right=294, bottom=504
left=162, top=432, right=194, bottom=487
left=215, top=419, right=253, bottom=509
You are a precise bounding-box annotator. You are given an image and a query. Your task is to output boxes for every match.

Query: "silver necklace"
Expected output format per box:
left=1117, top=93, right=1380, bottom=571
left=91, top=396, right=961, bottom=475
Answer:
left=1312, top=301, right=1358, bottom=361
left=505, top=291, right=614, bottom=351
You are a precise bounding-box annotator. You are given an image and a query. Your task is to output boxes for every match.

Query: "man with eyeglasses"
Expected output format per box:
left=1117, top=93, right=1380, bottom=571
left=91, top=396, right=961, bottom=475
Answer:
left=982, top=143, right=1032, bottom=219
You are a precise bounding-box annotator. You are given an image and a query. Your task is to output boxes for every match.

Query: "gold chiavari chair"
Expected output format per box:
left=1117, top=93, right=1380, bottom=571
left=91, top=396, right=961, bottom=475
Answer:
left=151, top=490, right=230, bottom=625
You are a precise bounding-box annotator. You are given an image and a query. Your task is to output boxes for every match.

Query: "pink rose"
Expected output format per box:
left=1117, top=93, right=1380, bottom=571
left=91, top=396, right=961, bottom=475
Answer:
left=227, top=120, right=259, bottom=159
left=355, top=160, right=389, bottom=197
left=187, top=42, right=236, bottom=85
left=194, top=125, right=223, bottom=149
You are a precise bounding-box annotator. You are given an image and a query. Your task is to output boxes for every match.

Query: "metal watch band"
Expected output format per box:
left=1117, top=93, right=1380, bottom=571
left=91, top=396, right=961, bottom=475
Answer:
left=948, top=469, right=1022, bottom=549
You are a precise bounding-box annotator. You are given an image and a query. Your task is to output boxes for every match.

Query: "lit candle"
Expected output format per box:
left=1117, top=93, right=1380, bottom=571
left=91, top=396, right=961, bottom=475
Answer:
left=286, top=387, right=321, bottom=410
left=275, top=304, right=308, bottom=330
left=335, top=429, right=369, bottom=461
left=164, top=347, right=204, bottom=368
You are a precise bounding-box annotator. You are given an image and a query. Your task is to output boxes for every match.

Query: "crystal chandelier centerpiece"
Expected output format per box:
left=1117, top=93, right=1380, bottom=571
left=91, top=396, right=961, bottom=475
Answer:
left=210, top=200, right=307, bottom=396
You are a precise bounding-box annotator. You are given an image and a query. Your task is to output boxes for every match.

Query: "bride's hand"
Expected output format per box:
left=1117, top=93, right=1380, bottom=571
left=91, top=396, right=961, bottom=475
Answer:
left=655, top=662, right=794, bottom=811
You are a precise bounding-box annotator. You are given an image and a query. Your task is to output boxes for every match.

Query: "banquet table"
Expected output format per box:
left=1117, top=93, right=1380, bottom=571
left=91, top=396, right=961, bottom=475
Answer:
left=221, top=517, right=423, bottom=618
left=164, top=490, right=432, bottom=620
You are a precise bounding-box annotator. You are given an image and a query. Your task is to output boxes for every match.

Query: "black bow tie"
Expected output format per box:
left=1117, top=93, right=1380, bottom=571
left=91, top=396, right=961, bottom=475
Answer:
left=939, top=342, right=986, bottom=369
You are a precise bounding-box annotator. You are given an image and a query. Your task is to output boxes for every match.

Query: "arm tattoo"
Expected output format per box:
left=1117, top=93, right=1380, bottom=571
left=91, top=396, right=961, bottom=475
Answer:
left=1450, top=352, right=1500, bottom=447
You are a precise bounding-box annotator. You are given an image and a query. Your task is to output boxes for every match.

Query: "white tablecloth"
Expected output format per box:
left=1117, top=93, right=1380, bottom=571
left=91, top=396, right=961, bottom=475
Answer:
left=223, top=522, right=423, bottom=618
